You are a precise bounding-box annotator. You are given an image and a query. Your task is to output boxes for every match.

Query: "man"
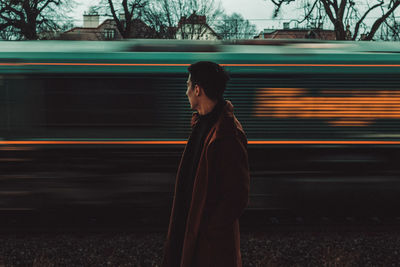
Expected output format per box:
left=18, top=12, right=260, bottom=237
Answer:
left=162, top=61, right=250, bottom=267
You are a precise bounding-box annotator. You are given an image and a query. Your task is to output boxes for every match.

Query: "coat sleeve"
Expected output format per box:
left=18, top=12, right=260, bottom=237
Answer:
left=207, top=134, right=250, bottom=230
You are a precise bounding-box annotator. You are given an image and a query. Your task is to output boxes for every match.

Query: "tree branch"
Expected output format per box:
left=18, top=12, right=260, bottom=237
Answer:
left=38, top=0, right=54, bottom=13
left=338, top=0, right=347, bottom=20
left=320, top=0, right=336, bottom=23
left=352, top=2, right=383, bottom=40
left=383, top=17, right=400, bottom=40
left=298, top=0, right=318, bottom=24
left=366, top=0, right=400, bottom=40
left=107, top=0, right=125, bottom=37
left=0, top=21, right=13, bottom=31
left=269, top=0, right=295, bottom=18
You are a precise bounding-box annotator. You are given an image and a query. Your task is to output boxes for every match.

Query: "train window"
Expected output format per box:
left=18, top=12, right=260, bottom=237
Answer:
left=43, top=75, right=157, bottom=127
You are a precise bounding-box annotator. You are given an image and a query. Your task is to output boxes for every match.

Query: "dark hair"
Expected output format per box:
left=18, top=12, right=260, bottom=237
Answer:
left=188, top=61, right=230, bottom=101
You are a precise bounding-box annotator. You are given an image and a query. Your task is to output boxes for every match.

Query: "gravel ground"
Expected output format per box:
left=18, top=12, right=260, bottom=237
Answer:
left=0, top=230, right=400, bottom=266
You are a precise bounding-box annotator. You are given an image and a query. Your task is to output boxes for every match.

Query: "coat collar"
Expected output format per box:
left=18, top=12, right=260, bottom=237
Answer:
left=191, top=100, right=234, bottom=129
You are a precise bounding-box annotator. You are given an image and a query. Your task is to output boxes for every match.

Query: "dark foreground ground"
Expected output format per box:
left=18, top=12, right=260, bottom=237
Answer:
left=1, top=227, right=400, bottom=267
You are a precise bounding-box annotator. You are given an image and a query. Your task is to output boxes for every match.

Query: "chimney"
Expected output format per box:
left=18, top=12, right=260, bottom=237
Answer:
left=83, top=14, right=99, bottom=28
left=178, top=16, right=186, bottom=27
left=283, top=22, right=290, bottom=30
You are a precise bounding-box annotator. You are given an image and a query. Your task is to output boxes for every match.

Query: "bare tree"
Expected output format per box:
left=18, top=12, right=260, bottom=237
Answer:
left=143, top=0, right=184, bottom=38
left=184, top=0, right=223, bottom=39
left=96, top=0, right=148, bottom=38
left=215, top=13, right=257, bottom=39
left=0, top=24, right=22, bottom=40
left=298, top=0, right=327, bottom=29
left=0, top=0, right=75, bottom=40
left=268, top=0, right=400, bottom=41
left=379, top=11, right=400, bottom=40
left=144, top=0, right=223, bottom=39
left=270, top=0, right=296, bottom=17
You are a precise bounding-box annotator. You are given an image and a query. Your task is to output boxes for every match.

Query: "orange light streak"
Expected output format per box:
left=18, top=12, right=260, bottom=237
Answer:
left=0, top=140, right=399, bottom=145
left=254, top=88, right=400, bottom=126
left=248, top=141, right=400, bottom=144
left=0, top=141, right=187, bottom=145
left=0, top=63, right=190, bottom=67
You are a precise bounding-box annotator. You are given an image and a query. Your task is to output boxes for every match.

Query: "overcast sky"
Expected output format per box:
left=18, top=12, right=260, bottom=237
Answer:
left=73, top=0, right=277, bottom=32
left=72, top=0, right=399, bottom=33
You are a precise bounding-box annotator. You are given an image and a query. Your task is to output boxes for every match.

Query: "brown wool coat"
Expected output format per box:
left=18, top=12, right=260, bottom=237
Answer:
left=162, top=101, right=250, bottom=267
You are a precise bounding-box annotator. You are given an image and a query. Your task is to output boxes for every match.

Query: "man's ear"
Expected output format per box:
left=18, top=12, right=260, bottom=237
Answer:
left=194, top=84, right=201, bottom=96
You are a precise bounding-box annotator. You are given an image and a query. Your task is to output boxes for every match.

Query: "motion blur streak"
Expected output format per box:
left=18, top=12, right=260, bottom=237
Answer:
left=4, top=63, right=400, bottom=67
left=255, top=88, right=400, bottom=126
left=1, top=40, right=400, bottom=219
left=1, top=141, right=400, bottom=145
left=0, top=141, right=187, bottom=145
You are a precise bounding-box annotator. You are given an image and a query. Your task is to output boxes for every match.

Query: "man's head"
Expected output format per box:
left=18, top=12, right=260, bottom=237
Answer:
left=186, top=61, right=229, bottom=112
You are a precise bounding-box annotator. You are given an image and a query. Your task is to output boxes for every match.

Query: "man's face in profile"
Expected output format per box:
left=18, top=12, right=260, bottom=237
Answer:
left=186, top=74, right=198, bottom=110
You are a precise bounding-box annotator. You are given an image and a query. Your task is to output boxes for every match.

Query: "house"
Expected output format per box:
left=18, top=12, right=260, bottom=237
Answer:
left=60, top=14, right=156, bottom=40
left=254, top=25, right=336, bottom=40
left=176, top=11, right=220, bottom=40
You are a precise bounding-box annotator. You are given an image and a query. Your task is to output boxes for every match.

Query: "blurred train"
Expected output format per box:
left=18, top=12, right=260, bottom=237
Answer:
left=0, top=39, right=400, bottom=223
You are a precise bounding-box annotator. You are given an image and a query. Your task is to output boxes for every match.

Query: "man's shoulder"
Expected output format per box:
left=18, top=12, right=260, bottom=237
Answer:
left=214, top=109, right=246, bottom=143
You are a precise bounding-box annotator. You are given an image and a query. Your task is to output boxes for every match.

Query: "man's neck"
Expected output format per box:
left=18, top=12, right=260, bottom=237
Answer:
left=197, top=99, right=218, bottom=116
